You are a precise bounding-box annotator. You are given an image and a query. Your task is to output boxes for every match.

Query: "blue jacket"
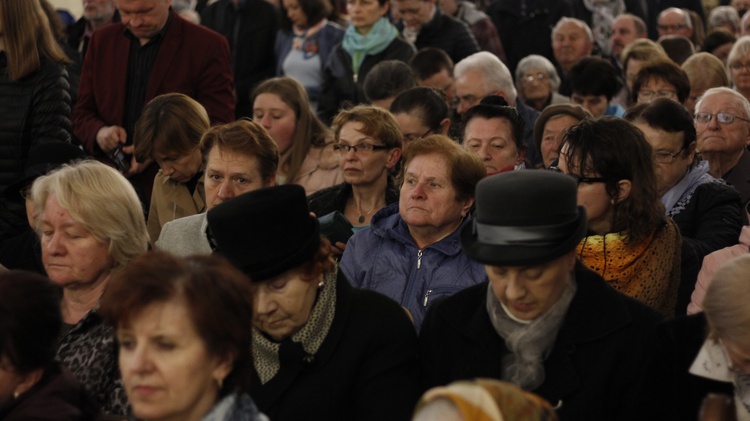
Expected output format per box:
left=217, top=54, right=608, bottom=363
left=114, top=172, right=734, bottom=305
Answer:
left=340, top=203, right=486, bottom=329
left=274, top=23, right=344, bottom=78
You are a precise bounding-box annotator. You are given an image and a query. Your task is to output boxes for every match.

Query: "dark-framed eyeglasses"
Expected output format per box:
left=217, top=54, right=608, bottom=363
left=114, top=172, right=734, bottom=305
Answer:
left=694, top=112, right=750, bottom=125
left=403, top=128, right=434, bottom=143
left=653, top=147, right=685, bottom=163
left=333, top=143, right=389, bottom=154
left=548, top=165, right=613, bottom=186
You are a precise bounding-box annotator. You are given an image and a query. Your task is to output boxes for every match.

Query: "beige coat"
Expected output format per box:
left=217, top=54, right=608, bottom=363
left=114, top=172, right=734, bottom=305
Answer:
left=147, top=171, right=205, bottom=246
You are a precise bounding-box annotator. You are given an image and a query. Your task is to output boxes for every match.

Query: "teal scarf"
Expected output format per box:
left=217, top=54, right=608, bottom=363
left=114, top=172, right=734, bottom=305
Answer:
left=342, top=17, right=399, bottom=76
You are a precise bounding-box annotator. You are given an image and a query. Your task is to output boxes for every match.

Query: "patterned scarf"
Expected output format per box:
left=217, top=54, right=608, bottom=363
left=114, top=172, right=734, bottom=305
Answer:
left=485, top=277, right=577, bottom=391
left=661, top=161, right=716, bottom=217
left=252, top=269, right=337, bottom=384
left=292, top=19, right=328, bottom=58
left=342, top=17, right=399, bottom=76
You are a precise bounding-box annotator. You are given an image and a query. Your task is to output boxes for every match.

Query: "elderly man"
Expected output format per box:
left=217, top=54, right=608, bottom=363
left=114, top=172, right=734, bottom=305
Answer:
left=695, top=87, right=750, bottom=224
left=455, top=52, right=541, bottom=167
left=156, top=119, right=278, bottom=254
left=67, top=0, right=119, bottom=59
left=419, top=170, right=662, bottom=421
left=610, top=13, right=648, bottom=65
left=657, top=7, right=694, bottom=40
left=72, top=0, right=235, bottom=209
left=551, top=17, right=593, bottom=79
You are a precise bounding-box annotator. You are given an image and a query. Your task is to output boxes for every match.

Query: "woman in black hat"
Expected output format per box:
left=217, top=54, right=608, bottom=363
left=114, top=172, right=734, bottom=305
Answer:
left=419, top=170, right=663, bottom=421
left=554, top=117, right=681, bottom=317
left=206, top=184, right=419, bottom=421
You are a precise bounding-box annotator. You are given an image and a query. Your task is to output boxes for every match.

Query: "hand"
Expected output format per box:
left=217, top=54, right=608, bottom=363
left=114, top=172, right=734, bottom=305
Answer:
left=331, top=241, right=347, bottom=257
left=122, top=145, right=153, bottom=176
left=95, top=125, right=127, bottom=153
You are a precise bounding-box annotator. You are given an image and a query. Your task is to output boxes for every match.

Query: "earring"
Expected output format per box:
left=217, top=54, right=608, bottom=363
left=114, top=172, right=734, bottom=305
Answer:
left=216, top=377, right=224, bottom=390
left=318, top=281, right=324, bottom=288
left=13, top=391, right=20, bottom=399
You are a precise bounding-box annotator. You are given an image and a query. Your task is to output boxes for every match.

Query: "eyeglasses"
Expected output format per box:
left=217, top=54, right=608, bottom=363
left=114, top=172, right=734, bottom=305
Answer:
left=730, top=62, right=750, bottom=71
left=403, top=128, right=434, bottom=143
left=657, top=23, right=686, bottom=32
left=653, top=147, right=685, bottom=163
left=333, top=143, right=389, bottom=154
left=522, top=72, right=548, bottom=84
left=694, top=112, right=750, bottom=124
left=548, top=165, right=612, bottom=185
left=638, top=90, right=676, bottom=101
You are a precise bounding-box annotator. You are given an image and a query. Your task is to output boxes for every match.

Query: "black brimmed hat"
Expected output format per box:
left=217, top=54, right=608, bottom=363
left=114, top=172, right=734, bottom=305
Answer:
left=461, top=171, right=587, bottom=266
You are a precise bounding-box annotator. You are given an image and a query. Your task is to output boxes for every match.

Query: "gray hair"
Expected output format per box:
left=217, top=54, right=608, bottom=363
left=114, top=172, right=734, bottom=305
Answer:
left=728, top=35, right=750, bottom=83
left=454, top=51, right=517, bottom=104
left=709, top=6, right=741, bottom=32
left=515, top=54, right=561, bottom=94
left=659, top=7, right=693, bottom=29
left=704, top=254, right=750, bottom=347
left=695, top=86, right=750, bottom=120
left=551, top=17, right=594, bottom=43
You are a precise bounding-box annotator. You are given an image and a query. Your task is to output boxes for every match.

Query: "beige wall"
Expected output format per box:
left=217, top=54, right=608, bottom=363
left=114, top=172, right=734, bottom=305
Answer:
left=49, top=0, right=82, bottom=20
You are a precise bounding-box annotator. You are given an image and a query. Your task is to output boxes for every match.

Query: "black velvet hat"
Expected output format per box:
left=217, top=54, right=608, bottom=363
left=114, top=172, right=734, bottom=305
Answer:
left=3, top=142, right=88, bottom=201
left=206, top=184, right=320, bottom=282
left=461, top=171, right=587, bottom=266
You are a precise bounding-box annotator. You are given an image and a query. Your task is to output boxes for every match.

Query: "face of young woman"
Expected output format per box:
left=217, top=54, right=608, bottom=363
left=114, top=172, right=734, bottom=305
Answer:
left=253, top=93, right=297, bottom=155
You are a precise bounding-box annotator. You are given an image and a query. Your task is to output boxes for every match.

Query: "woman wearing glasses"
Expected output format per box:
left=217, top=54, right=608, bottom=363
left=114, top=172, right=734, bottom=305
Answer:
left=307, top=105, right=403, bottom=253
left=340, top=134, right=486, bottom=328
left=554, top=117, right=681, bottom=317
left=625, top=98, right=742, bottom=316
left=728, top=36, right=750, bottom=102
left=630, top=59, right=690, bottom=105
left=514, top=55, right=568, bottom=113
left=389, top=87, right=451, bottom=146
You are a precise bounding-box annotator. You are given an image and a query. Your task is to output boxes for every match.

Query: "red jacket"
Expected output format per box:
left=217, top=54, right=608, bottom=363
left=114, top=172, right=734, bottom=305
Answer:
left=73, top=12, right=235, bottom=154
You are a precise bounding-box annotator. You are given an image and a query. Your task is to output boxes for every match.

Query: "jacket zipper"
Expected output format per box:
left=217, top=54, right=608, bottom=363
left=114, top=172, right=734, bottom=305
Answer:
left=417, top=249, right=423, bottom=269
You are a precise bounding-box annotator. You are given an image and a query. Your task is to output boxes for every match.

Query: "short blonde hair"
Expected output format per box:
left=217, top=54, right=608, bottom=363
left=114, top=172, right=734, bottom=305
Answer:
left=31, top=160, right=148, bottom=272
left=704, top=254, right=750, bottom=348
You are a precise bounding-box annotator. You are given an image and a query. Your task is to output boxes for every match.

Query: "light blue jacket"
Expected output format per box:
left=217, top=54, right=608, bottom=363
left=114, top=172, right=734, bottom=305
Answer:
left=340, top=203, right=486, bottom=329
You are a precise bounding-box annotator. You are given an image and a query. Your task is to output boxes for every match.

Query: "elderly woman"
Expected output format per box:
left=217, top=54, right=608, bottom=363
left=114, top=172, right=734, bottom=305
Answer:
left=555, top=118, right=681, bottom=317
left=419, top=170, right=663, bottom=421
left=625, top=98, right=742, bottom=315
left=533, top=103, right=590, bottom=169
left=206, top=184, right=419, bottom=420
left=631, top=59, right=691, bottom=105
left=308, top=105, right=402, bottom=250
left=253, top=77, right=343, bottom=195
left=340, top=134, right=486, bottom=328
left=644, top=254, right=750, bottom=420
left=0, top=271, right=97, bottom=420
left=275, top=0, right=344, bottom=108
left=317, top=0, right=415, bottom=123
left=681, top=52, right=730, bottom=115
left=462, top=96, right=526, bottom=174
left=514, top=54, right=568, bottom=112
left=728, top=36, right=750, bottom=102
left=31, top=160, right=149, bottom=416
left=133, top=93, right=210, bottom=244
left=390, top=87, right=451, bottom=144
left=99, top=252, right=267, bottom=421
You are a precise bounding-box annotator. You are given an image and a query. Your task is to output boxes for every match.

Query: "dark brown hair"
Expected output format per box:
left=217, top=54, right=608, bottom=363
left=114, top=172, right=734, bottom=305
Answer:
left=100, top=252, right=256, bottom=396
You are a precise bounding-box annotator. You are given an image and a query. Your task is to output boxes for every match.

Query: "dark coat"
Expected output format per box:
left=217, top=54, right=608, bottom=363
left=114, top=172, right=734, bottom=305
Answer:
left=0, top=363, right=99, bottom=421
left=201, top=0, right=278, bottom=118
left=318, top=38, right=415, bottom=124
left=250, top=271, right=420, bottom=421
left=671, top=182, right=742, bottom=316
left=307, top=178, right=400, bottom=218
left=409, top=8, right=479, bottom=64
left=419, top=262, right=663, bottom=421
left=640, top=313, right=734, bottom=421
left=0, top=54, right=70, bottom=239
left=724, top=149, right=750, bottom=225
left=66, top=11, right=122, bottom=60
left=0, top=229, right=45, bottom=275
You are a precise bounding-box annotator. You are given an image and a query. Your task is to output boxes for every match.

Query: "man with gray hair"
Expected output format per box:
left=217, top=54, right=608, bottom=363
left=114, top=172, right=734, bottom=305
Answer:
left=454, top=52, right=541, bottom=167
left=657, top=7, right=694, bottom=40
left=67, top=0, right=119, bottom=60
left=552, top=17, right=594, bottom=79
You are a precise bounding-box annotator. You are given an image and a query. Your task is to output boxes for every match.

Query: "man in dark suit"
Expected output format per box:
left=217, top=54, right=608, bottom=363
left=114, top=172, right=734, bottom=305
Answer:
left=72, top=0, right=235, bottom=208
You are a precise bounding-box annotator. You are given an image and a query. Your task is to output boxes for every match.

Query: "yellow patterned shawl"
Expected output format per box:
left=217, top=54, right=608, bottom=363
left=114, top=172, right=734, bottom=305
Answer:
left=576, top=218, right=681, bottom=316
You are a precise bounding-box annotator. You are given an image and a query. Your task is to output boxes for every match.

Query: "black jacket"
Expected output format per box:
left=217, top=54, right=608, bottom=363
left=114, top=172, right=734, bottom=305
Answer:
left=250, top=271, right=420, bottom=421
left=671, top=182, right=742, bottom=316
left=201, top=0, right=278, bottom=118
left=419, top=262, right=663, bottom=421
left=318, top=38, right=415, bottom=124
left=307, top=178, right=400, bottom=218
left=0, top=54, right=71, bottom=239
left=409, top=8, right=479, bottom=64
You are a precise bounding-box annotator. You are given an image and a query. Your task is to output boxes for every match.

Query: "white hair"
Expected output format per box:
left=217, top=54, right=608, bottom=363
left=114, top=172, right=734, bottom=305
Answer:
left=659, top=7, right=693, bottom=29
left=454, top=51, right=517, bottom=104
left=709, top=6, right=741, bottom=32
left=695, top=86, right=750, bottom=120
left=551, top=17, right=594, bottom=43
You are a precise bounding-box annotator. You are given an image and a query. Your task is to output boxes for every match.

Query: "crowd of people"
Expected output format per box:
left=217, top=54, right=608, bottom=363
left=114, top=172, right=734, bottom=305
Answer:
left=3, top=0, right=750, bottom=420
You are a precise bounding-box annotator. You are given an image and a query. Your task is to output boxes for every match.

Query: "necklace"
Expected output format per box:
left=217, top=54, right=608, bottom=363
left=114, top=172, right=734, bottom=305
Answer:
left=354, top=196, right=380, bottom=223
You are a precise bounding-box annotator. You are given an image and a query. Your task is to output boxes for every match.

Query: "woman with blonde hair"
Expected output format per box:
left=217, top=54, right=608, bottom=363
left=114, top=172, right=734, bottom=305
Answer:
left=681, top=52, right=730, bottom=115
left=253, top=77, right=343, bottom=194
left=31, top=160, right=148, bottom=417
left=727, top=35, right=750, bottom=102
left=0, top=0, right=71, bottom=240
left=133, top=93, right=210, bottom=244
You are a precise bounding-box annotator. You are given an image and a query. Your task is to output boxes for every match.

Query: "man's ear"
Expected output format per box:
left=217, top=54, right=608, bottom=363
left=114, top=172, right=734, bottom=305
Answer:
left=438, top=118, right=451, bottom=135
